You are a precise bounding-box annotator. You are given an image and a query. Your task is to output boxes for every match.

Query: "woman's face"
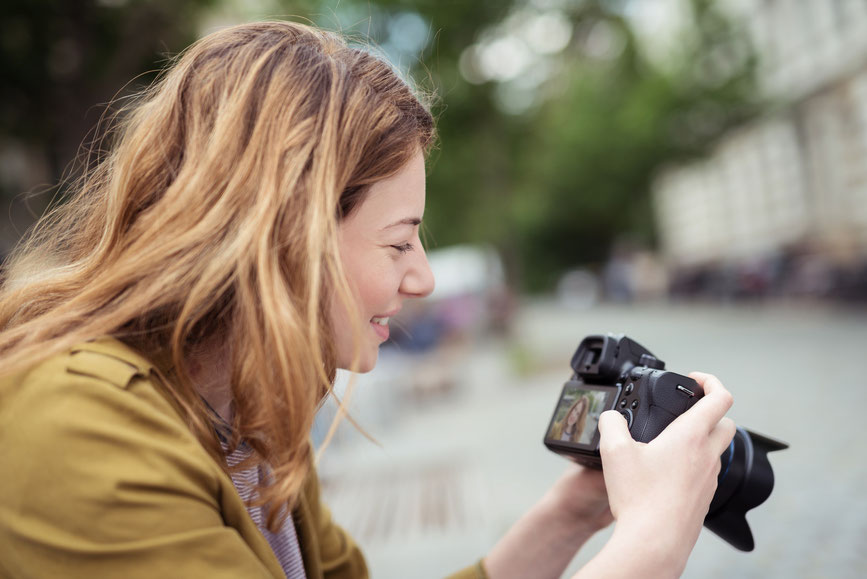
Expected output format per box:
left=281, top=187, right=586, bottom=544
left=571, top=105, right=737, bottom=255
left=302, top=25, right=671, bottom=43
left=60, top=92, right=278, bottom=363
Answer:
left=567, top=399, right=585, bottom=425
left=331, top=150, right=435, bottom=372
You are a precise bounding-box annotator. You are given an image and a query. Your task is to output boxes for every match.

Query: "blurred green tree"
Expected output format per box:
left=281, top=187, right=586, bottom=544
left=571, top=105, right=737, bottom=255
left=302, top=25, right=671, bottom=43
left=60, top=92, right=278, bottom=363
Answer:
left=1, top=0, right=759, bottom=292
left=404, top=0, right=760, bottom=290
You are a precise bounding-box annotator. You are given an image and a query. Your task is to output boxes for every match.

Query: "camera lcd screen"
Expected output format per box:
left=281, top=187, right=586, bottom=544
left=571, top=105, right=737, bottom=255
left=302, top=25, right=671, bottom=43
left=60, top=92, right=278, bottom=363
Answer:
left=545, top=381, right=617, bottom=450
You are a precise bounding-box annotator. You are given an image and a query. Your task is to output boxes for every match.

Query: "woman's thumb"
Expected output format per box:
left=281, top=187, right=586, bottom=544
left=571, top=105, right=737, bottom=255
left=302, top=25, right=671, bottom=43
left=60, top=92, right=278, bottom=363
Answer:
left=597, top=410, right=632, bottom=448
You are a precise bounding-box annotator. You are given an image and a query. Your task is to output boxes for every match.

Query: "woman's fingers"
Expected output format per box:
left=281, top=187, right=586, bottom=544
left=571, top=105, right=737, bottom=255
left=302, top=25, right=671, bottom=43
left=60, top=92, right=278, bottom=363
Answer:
left=600, top=372, right=735, bottom=459
left=676, top=372, right=734, bottom=431
left=709, top=416, right=737, bottom=454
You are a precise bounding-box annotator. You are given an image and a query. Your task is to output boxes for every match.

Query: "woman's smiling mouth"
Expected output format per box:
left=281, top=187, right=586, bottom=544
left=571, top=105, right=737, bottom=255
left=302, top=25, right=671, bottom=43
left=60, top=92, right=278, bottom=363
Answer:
left=370, top=314, right=393, bottom=341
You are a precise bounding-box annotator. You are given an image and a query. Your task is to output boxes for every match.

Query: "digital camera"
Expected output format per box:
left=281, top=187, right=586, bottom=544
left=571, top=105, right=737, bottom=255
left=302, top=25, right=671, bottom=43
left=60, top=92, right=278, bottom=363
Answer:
left=543, top=333, right=787, bottom=551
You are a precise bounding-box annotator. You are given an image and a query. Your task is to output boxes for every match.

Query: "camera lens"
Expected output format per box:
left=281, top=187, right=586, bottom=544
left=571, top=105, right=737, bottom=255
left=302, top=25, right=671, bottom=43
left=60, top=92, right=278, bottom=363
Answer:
left=703, top=427, right=788, bottom=551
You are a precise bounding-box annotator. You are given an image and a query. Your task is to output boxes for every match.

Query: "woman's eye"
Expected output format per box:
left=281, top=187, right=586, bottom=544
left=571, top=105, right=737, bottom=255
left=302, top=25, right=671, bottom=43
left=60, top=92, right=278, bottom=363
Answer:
left=391, top=243, right=414, bottom=254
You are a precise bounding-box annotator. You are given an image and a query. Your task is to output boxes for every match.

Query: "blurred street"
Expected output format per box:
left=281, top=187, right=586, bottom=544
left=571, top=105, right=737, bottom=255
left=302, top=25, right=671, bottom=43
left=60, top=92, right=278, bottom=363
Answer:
left=317, top=300, right=867, bottom=579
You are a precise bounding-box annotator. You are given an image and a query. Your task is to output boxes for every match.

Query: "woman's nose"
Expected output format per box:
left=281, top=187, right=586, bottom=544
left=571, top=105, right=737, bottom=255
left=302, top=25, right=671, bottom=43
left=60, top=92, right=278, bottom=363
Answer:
left=401, top=248, right=435, bottom=298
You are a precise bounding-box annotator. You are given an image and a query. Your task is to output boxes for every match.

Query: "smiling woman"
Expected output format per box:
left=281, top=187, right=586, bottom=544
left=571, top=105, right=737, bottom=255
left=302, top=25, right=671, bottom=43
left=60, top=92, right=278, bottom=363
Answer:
left=0, top=18, right=737, bottom=579
left=0, top=21, right=442, bottom=579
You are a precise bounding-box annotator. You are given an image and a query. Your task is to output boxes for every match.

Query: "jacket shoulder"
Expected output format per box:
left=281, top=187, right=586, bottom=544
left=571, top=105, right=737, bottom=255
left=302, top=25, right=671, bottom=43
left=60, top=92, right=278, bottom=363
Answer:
left=66, top=337, right=156, bottom=389
left=0, top=338, right=187, bottom=458
left=0, top=340, right=285, bottom=578
left=0, top=336, right=157, bottom=397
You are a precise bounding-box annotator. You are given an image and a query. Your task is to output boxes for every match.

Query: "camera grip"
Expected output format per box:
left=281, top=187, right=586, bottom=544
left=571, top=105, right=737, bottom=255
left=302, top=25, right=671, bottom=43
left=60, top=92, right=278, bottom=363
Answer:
left=636, top=404, right=680, bottom=442
left=634, top=373, right=703, bottom=443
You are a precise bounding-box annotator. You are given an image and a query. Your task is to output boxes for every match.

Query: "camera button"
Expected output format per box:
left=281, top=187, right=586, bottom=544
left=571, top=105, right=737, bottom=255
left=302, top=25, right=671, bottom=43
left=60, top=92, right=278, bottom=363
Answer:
left=624, top=383, right=634, bottom=395
left=631, top=399, right=640, bottom=409
left=619, top=409, right=633, bottom=429
left=619, top=398, right=628, bottom=409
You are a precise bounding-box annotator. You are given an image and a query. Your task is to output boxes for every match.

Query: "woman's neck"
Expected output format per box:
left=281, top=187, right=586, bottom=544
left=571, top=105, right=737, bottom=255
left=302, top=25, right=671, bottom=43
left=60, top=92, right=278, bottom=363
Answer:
left=188, top=338, right=234, bottom=422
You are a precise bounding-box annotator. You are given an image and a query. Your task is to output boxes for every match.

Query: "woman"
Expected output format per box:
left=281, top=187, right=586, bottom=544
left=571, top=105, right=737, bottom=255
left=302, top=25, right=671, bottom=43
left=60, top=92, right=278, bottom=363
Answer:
left=0, top=21, right=736, bottom=579
left=551, top=395, right=590, bottom=443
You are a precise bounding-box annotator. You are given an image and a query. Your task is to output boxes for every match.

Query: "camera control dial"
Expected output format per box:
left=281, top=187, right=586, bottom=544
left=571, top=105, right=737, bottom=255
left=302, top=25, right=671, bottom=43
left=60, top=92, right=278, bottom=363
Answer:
left=619, top=409, right=633, bottom=429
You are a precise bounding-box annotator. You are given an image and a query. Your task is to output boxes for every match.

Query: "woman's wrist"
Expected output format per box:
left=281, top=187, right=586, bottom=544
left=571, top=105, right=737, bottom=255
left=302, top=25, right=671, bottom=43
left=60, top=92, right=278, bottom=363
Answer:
left=536, top=489, right=603, bottom=543
left=573, top=517, right=686, bottom=579
left=610, top=512, right=695, bottom=577
left=544, top=465, right=613, bottom=535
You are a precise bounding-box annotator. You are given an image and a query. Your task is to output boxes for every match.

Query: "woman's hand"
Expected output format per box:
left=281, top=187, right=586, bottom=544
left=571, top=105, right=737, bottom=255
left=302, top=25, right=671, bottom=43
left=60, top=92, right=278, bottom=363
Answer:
left=587, top=371, right=736, bottom=575
left=486, top=372, right=735, bottom=579
left=545, top=464, right=613, bottom=535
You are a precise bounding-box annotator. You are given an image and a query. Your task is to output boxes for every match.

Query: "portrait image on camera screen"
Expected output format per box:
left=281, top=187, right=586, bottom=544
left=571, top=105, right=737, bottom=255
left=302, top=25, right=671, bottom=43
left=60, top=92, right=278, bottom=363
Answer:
left=545, top=382, right=614, bottom=448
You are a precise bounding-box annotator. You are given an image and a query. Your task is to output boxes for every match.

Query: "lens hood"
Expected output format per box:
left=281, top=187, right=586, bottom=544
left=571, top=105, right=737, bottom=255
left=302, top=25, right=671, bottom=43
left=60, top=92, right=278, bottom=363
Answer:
left=704, top=427, right=788, bottom=551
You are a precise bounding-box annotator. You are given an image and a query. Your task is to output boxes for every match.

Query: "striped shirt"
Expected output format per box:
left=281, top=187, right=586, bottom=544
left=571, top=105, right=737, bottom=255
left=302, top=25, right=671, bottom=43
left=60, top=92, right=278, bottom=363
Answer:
left=204, top=397, right=306, bottom=578
left=224, top=443, right=307, bottom=579
left=203, top=393, right=307, bottom=579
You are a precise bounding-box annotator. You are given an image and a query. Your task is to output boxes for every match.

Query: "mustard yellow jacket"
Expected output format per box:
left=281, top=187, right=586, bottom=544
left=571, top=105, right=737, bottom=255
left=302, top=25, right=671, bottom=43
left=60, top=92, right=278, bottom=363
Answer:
left=0, top=339, right=486, bottom=579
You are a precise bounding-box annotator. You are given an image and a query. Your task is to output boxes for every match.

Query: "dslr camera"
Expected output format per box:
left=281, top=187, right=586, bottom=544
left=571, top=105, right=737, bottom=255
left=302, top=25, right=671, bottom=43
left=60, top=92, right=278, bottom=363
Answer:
left=544, top=333, right=787, bottom=551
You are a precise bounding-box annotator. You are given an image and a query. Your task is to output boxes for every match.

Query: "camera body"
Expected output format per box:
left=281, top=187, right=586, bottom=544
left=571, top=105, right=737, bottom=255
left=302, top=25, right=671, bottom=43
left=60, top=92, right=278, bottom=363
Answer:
left=544, top=333, right=788, bottom=552
left=544, top=334, right=702, bottom=468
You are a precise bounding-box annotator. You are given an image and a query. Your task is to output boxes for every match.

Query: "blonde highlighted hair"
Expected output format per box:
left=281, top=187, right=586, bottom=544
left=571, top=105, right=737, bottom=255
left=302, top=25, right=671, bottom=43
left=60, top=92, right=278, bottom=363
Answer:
left=0, top=21, right=434, bottom=530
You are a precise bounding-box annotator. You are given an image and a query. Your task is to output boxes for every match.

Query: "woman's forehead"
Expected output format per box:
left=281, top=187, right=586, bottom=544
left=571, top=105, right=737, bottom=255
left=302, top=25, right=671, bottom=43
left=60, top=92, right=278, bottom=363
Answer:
left=352, top=152, right=426, bottom=225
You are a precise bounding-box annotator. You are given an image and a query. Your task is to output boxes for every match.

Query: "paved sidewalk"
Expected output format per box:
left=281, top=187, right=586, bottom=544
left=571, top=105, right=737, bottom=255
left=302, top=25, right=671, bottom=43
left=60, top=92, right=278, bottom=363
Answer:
left=318, top=302, right=867, bottom=579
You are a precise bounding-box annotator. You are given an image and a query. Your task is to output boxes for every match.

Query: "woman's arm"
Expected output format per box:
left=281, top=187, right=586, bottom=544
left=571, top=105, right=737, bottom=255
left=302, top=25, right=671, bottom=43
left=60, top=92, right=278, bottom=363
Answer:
left=482, top=372, right=735, bottom=579
left=482, top=465, right=612, bottom=579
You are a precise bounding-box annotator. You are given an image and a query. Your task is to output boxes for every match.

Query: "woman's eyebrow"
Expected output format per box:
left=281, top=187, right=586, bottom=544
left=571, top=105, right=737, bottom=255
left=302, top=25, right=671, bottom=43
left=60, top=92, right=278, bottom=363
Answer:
left=380, top=217, right=421, bottom=231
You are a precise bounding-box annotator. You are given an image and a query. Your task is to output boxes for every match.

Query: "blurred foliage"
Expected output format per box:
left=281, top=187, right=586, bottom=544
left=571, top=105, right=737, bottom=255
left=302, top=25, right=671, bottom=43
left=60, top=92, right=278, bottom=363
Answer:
left=409, top=0, right=760, bottom=291
left=1, top=0, right=221, bottom=181
left=0, top=0, right=760, bottom=291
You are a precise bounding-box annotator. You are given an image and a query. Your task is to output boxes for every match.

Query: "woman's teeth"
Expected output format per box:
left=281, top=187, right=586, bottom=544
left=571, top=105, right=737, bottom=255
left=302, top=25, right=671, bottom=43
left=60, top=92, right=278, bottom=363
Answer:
left=371, top=317, right=389, bottom=326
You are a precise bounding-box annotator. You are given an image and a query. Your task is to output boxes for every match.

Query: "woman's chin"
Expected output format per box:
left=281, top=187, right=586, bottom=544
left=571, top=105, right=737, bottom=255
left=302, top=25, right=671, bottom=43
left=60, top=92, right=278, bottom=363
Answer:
left=337, top=348, right=379, bottom=374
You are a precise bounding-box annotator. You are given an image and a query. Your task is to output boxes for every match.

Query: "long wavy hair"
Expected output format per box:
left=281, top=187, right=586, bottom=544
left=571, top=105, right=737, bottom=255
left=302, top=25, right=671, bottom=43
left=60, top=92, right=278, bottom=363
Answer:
left=0, top=21, right=434, bottom=530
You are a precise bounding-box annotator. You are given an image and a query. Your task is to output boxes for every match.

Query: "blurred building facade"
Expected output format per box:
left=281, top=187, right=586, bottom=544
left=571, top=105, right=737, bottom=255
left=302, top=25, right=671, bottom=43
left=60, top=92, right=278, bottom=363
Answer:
left=652, top=0, right=867, bottom=300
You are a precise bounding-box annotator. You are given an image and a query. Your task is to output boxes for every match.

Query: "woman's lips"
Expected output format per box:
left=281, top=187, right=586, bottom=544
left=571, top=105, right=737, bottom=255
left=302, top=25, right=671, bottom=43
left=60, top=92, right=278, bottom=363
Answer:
left=370, top=316, right=390, bottom=341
